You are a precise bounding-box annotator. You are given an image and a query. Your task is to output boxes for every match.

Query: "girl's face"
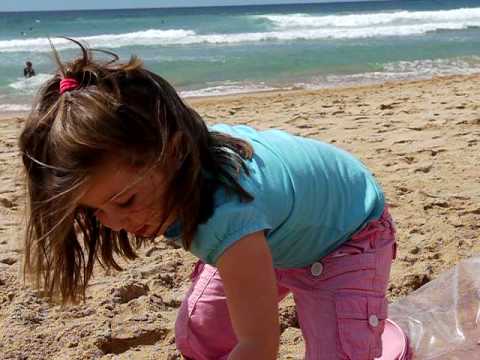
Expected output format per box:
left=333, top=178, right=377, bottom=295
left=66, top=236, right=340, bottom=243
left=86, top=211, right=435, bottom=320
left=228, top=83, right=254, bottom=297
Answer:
left=78, top=159, right=171, bottom=237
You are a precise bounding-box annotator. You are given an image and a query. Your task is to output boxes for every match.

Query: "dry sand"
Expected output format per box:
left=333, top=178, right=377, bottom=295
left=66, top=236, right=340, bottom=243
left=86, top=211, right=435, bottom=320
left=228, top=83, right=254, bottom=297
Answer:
left=0, top=74, right=479, bottom=359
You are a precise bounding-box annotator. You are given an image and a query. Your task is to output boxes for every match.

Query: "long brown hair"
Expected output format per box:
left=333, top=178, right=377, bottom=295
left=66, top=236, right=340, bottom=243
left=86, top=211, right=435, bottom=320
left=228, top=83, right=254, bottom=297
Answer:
left=19, top=38, right=253, bottom=303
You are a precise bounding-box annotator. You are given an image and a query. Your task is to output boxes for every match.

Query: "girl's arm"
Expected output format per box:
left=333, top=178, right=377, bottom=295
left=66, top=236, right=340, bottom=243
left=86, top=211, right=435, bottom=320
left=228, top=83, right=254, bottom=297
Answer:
left=217, top=231, right=280, bottom=360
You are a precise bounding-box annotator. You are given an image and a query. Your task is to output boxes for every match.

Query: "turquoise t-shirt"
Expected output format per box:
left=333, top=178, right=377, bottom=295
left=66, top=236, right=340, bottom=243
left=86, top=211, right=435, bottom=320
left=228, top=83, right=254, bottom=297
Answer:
left=165, top=124, right=384, bottom=268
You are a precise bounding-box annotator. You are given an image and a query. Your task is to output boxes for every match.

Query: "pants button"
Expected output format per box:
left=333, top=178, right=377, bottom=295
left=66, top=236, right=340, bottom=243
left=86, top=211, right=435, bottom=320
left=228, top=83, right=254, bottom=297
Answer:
left=310, top=262, right=323, bottom=276
left=369, top=314, right=379, bottom=327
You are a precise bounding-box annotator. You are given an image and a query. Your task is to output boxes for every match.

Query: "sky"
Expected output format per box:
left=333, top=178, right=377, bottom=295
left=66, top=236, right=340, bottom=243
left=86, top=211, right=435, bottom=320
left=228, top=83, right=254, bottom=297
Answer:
left=0, top=0, right=362, bottom=12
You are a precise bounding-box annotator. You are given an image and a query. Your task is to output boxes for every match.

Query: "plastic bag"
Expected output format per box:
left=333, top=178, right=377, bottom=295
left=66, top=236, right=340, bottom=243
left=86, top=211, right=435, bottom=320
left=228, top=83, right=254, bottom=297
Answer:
left=389, top=256, right=480, bottom=359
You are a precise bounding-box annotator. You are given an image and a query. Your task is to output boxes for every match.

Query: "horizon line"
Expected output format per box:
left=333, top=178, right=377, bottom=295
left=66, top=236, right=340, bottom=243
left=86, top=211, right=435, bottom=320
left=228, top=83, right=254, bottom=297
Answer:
left=0, top=0, right=389, bottom=14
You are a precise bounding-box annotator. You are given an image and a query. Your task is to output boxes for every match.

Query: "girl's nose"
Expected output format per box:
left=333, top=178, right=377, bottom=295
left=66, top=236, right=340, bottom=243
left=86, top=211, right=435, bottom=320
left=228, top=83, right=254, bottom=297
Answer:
left=95, top=209, right=125, bottom=232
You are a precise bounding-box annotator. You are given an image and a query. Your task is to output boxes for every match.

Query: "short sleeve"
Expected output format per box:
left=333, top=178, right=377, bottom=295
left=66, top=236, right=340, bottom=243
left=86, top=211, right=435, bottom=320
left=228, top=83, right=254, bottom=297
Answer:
left=191, top=201, right=272, bottom=265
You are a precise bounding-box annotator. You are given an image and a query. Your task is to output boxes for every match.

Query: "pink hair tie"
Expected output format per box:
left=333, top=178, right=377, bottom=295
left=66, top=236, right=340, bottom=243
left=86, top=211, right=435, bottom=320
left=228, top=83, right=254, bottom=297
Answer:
left=59, top=77, right=79, bottom=94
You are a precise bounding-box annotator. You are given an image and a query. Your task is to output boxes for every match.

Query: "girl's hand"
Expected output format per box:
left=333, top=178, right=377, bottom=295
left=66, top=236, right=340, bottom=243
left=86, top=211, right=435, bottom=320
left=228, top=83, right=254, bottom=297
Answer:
left=217, top=231, right=279, bottom=360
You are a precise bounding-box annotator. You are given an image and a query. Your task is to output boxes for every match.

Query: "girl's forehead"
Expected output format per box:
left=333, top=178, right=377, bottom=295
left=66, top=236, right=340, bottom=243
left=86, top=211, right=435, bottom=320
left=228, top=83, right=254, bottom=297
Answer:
left=78, top=161, right=138, bottom=209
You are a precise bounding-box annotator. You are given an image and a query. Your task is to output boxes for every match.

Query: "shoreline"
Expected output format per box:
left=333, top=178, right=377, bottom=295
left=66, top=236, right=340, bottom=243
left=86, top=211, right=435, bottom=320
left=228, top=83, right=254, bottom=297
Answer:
left=2, top=72, right=480, bottom=120
left=187, top=72, right=480, bottom=105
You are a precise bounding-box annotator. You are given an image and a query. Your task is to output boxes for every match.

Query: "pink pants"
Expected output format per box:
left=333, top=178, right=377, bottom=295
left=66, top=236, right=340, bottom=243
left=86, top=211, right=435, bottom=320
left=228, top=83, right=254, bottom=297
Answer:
left=176, top=208, right=397, bottom=359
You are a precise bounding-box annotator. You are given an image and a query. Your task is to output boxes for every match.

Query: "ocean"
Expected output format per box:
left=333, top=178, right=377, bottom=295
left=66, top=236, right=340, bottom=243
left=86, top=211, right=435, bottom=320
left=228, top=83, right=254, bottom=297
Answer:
left=1, top=0, right=480, bottom=113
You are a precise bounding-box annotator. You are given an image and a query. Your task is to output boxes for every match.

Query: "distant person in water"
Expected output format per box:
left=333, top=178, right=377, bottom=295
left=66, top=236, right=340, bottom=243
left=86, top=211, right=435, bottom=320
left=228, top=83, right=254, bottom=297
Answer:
left=24, top=61, right=35, bottom=78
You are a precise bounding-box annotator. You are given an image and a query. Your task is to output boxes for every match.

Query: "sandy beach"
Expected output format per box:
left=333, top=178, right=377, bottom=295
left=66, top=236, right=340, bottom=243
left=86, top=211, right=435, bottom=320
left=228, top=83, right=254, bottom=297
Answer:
left=0, top=74, right=479, bottom=359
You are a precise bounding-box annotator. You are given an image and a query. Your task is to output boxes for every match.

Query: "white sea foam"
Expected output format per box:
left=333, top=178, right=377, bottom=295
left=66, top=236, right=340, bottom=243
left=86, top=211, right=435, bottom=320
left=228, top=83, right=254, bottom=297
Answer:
left=180, top=82, right=277, bottom=98
left=382, top=56, right=480, bottom=75
left=0, top=22, right=478, bottom=52
left=0, top=29, right=195, bottom=52
left=1, top=7, right=480, bottom=52
left=295, top=57, right=480, bottom=90
left=0, top=104, right=32, bottom=112
left=257, top=7, right=480, bottom=29
left=166, top=57, right=480, bottom=96
left=8, top=73, right=52, bottom=93
left=2, top=57, right=479, bottom=104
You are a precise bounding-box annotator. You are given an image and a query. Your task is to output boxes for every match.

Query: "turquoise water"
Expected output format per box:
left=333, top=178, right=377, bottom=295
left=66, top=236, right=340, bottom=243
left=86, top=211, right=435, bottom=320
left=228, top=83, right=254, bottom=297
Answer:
left=1, top=0, right=480, bottom=112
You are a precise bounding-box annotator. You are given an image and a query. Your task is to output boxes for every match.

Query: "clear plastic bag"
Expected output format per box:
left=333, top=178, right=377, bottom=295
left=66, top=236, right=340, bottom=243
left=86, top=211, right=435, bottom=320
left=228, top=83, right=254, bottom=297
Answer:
left=389, top=256, right=480, bottom=359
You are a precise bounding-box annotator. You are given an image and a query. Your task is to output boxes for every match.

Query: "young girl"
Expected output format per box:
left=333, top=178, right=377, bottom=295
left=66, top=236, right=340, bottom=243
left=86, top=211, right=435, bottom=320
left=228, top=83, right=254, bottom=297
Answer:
left=20, top=39, right=401, bottom=360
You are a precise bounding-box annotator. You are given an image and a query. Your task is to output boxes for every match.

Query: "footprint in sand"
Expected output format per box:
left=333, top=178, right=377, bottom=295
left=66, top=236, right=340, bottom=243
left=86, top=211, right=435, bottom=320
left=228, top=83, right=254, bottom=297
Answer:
left=0, top=254, right=18, bottom=265
left=111, top=280, right=149, bottom=304
left=296, top=123, right=313, bottom=129
left=0, top=197, right=16, bottom=209
left=412, top=162, right=433, bottom=173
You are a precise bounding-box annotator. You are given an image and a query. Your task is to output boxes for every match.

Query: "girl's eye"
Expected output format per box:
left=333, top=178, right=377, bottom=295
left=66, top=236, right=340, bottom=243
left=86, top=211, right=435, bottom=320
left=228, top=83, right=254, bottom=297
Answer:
left=117, top=195, right=136, bottom=208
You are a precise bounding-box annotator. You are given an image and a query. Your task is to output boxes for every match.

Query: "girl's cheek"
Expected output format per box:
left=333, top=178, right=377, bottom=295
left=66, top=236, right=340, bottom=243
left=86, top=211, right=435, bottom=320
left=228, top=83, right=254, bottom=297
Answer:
left=124, top=206, right=145, bottom=219
left=95, top=210, right=120, bottom=230
left=139, top=197, right=161, bottom=215
left=129, top=203, right=157, bottom=220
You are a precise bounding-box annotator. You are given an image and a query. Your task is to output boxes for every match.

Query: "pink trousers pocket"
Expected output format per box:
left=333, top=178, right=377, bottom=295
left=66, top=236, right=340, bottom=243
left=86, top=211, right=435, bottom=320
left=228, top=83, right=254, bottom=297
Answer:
left=336, top=291, right=388, bottom=359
